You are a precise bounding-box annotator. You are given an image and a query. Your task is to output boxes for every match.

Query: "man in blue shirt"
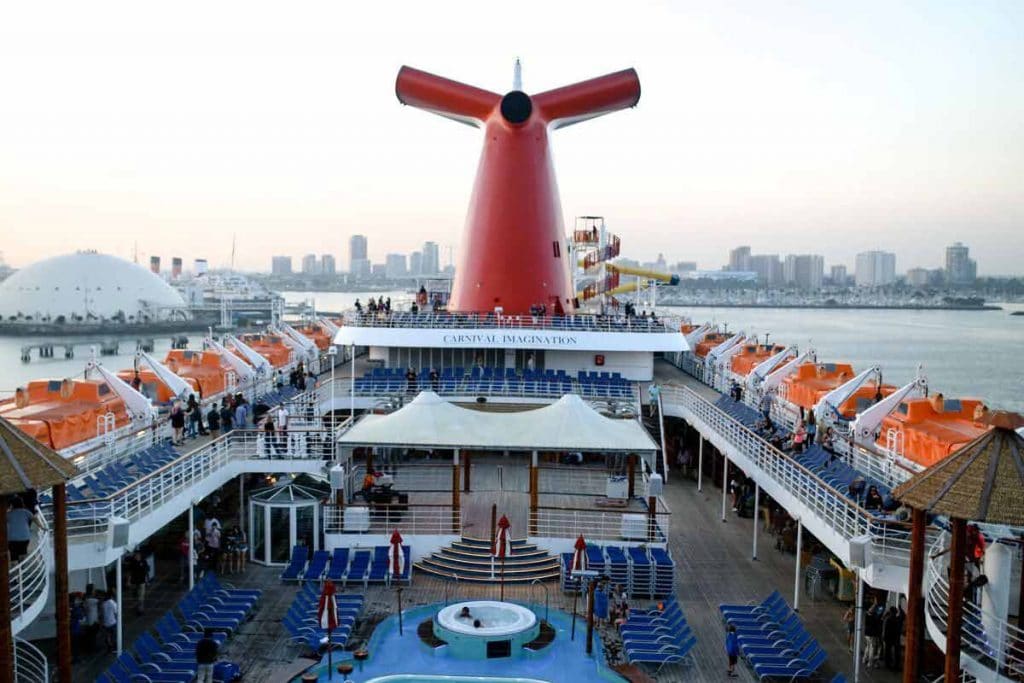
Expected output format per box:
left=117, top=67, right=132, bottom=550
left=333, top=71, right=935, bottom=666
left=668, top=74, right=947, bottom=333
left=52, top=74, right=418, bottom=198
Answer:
left=726, top=624, right=739, bottom=677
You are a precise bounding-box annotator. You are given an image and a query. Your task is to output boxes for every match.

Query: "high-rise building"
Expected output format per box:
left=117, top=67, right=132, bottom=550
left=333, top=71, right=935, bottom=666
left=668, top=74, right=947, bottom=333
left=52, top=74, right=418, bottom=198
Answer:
left=945, top=242, right=977, bottom=286
left=409, top=251, right=423, bottom=276
left=748, top=254, right=783, bottom=287
left=906, top=267, right=930, bottom=287
left=854, top=251, right=896, bottom=287
left=194, top=259, right=208, bottom=275
left=422, top=241, right=440, bottom=275
left=321, top=254, right=336, bottom=275
left=150, top=256, right=161, bottom=275
left=673, top=261, right=697, bottom=272
left=171, top=257, right=182, bottom=280
left=728, top=246, right=752, bottom=272
left=783, top=254, right=824, bottom=290
left=271, top=256, right=292, bottom=275
left=350, top=259, right=371, bottom=281
left=301, top=254, right=319, bottom=275
left=385, top=253, right=407, bottom=279
left=349, top=235, right=368, bottom=270
left=829, top=265, right=848, bottom=286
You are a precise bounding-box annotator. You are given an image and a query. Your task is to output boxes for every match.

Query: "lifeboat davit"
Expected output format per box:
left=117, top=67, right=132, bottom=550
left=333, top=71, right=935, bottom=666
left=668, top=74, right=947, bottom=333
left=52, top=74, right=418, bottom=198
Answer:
left=234, top=333, right=294, bottom=369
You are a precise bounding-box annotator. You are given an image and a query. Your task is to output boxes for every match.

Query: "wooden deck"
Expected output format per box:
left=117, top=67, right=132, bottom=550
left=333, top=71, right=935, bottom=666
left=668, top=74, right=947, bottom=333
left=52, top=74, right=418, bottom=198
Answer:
left=64, top=458, right=900, bottom=682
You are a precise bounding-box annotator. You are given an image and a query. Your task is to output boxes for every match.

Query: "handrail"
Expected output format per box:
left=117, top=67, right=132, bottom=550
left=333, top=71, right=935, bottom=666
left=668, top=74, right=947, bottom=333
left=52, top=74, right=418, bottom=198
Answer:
left=340, top=310, right=682, bottom=334
left=11, top=521, right=50, bottom=631
left=13, top=638, right=49, bottom=683
left=531, top=578, right=550, bottom=623
left=925, top=532, right=1024, bottom=681
left=661, top=384, right=875, bottom=522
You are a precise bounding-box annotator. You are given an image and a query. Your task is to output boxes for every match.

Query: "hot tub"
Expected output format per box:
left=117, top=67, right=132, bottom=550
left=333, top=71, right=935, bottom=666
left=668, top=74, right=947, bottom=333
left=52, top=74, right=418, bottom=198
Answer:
left=434, top=602, right=540, bottom=659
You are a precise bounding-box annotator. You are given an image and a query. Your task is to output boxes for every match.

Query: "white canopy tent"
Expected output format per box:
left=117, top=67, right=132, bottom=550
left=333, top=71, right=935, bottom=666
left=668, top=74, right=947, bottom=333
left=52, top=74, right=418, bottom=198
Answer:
left=338, top=392, right=660, bottom=469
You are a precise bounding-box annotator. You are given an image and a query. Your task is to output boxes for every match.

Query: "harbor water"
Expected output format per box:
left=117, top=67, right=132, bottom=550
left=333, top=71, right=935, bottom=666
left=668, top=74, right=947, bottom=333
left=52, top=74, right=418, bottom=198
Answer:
left=1, top=293, right=1021, bottom=413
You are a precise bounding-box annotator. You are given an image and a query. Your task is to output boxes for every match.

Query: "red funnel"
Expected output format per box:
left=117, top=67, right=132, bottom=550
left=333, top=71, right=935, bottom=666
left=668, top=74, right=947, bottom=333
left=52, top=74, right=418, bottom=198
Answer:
left=396, top=66, right=640, bottom=315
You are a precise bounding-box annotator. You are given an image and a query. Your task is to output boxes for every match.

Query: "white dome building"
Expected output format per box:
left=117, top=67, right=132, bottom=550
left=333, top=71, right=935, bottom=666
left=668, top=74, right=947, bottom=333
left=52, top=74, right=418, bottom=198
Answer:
left=0, top=251, right=188, bottom=324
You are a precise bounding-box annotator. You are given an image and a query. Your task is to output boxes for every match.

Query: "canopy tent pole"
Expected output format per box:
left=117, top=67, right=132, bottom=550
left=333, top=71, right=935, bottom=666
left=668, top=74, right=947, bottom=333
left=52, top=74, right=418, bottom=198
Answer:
left=721, top=454, right=728, bottom=522
left=752, top=482, right=760, bottom=560
left=0, top=505, right=12, bottom=683
left=54, top=483, right=72, bottom=683
left=793, top=518, right=803, bottom=611
left=945, top=518, right=967, bottom=682
left=854, top=570, right=864, bottom=683
left=903, top=507, right=926, bottom=682
left=697, top=436, right=704, bottom=492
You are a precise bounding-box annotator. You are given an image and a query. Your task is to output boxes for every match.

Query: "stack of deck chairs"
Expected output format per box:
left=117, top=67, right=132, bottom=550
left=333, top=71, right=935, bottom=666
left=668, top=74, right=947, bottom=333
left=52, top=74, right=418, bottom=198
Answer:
left=618, top=595, right=696, bottom=672
left=98, top=573, right=258, bottom=683
left=282, top=583, right=365, bottom=653
left=281, top=545, right=411, bottom=587
left=559, top=545, right=674, bottom=599
left=719, top=590, right=827, bottom=680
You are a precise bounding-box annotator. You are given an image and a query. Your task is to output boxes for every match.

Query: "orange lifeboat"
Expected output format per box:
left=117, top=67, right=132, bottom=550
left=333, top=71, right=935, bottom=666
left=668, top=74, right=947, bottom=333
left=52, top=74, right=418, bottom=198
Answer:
left=730, top=344, right=789, bottom=378
left=782, top=362, right=897, bottom=417
left=693, top=332, right=733, bottom=359
left=0, top=378, right=131, bottom=451
left=296, top=325, right=332, bottom=352
left=235, top=333, right=293, bottom=368
left=165, top=349, right=235, bottom=398
left=875, top=394, right=990, bottom=468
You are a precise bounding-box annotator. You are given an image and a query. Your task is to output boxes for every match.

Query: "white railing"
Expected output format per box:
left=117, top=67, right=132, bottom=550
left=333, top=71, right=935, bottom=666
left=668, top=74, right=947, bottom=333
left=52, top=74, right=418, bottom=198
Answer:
left=53, top=429, right=328, bottom=538
left=341, top=310, right=681, bottom=334
left=537, top=466, right=641, bottom=497
left=925, top=533, right=1024, bottom=681
left=662, top=384, right=875, bottom=542
left=350, top=463, right=452, bottom=493
left=13, top=638, right=48, bottom=683
left=323, top=504, right=460, bottom=536
left=11, top=521, right=50, bottom=631
left=529, top=508, right=670, bottom=543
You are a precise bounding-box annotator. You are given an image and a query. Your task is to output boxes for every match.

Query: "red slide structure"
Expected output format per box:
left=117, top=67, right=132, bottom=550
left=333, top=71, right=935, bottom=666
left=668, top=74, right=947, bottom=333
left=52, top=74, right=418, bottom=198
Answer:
left=395, top=65, right=641, bottom=315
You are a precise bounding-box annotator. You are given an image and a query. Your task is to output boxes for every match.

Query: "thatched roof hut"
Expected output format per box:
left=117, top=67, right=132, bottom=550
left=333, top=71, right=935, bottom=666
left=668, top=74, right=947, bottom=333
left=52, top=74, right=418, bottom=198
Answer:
left=893, top=411, right=1024, bottom=525
left=0, top=416, right=77, bottom=496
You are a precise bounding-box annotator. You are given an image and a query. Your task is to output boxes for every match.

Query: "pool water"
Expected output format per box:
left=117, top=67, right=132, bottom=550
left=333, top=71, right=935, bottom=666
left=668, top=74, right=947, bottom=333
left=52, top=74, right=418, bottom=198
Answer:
left=294, top=602, right=626, bottom=683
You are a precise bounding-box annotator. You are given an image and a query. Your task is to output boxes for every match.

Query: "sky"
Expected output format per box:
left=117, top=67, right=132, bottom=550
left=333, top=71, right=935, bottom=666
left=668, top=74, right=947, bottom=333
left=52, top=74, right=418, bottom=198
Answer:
left=1, top=1, right=1022, bottom=274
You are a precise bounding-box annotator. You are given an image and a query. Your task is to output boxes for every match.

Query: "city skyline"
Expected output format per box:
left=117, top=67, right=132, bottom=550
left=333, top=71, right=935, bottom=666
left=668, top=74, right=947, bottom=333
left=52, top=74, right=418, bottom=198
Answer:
left=1, top=2, right=1022, bottom=274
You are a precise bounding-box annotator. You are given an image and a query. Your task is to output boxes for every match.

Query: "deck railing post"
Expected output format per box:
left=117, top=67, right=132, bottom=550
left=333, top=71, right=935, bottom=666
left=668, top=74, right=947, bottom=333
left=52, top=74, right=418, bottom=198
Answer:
left=697, top=436, right=703, bottom=492
left=752, top=483, right=760, bottom=561
left=793, top=518, right=803, bottom=612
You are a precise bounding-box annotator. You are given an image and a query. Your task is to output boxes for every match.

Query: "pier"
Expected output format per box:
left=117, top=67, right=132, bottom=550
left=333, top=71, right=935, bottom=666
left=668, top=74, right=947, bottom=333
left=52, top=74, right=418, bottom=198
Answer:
left=19, top=337, right=170, bottom=363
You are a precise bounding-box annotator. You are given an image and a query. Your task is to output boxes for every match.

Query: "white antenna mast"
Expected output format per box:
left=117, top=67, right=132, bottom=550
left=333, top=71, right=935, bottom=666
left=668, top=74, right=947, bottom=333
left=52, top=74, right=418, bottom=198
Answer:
left=513, top=58, right=522, bottom=91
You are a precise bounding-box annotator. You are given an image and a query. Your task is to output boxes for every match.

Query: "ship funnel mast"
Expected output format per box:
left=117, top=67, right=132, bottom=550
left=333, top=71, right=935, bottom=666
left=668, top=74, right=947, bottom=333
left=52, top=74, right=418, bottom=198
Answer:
left=513, top=58, right=522, bottom=91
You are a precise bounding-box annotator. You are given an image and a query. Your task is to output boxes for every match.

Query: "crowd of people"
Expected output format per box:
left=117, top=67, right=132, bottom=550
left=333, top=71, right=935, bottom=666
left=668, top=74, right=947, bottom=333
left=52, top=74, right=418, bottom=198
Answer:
left=179, top=508, right=248, bottom=584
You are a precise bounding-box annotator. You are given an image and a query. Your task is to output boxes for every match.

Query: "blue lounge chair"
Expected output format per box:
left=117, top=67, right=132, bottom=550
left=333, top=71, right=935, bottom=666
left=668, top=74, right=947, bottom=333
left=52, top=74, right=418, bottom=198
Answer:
left=281, top=545, right=308, bottom=582
left=326, top=548, right=350, bottom=581
left=302, top=550, right=330, bottom=583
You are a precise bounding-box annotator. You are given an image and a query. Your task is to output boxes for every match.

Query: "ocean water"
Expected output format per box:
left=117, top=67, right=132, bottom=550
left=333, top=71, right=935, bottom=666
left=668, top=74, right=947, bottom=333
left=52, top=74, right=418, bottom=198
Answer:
left=663, top=303, right=1024, bottom=412
left=1, top=293, right=1020, bottom=412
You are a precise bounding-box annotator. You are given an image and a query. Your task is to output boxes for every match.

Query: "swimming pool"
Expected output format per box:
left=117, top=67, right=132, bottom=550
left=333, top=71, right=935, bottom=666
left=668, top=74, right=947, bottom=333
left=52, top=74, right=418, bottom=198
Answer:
left=293, top=602, right=626, bottom=683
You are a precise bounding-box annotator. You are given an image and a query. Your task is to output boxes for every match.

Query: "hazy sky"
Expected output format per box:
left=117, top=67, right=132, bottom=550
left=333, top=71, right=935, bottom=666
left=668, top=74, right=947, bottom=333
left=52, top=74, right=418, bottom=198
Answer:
left=1, top=1, right=1022, bottom=274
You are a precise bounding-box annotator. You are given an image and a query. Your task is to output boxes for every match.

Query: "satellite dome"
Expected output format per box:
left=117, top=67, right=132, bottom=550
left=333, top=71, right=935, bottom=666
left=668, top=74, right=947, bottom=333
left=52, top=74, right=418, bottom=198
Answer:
left=0, top=251, right=188, bottom=324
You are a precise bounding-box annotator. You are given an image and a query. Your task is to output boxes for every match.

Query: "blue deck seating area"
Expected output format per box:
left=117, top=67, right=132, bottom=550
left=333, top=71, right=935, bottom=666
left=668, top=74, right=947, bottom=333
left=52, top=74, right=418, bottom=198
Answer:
left=618, top=595, right=696, bottom=672
left=97, top=573, right=256, bottom=682
left=713, top=396, right=896, bottom=510
left=560, top=545, right=674, bottom=598
left=287, top=544, right=412, bottom=587
left=282, top=583, right=365, bottom=652
left=718, top=591, right=828, bottom=680
left=353, top=366, right=634, bottom=399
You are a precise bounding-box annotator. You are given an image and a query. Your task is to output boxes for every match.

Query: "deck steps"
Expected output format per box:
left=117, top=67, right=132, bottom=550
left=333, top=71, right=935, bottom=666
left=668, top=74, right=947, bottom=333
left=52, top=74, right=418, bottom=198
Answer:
left=416, top=619, right=447, bottom=648
left=414, top=536, right=560, bottom=584
left=522, top=621, right=556, bottom=652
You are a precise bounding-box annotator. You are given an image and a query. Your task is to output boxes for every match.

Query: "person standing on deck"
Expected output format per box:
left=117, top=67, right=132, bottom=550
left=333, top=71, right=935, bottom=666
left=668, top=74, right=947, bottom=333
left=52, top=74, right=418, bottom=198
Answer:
left=726, top=624, right=739, bottom=677
left=206, top=404, right=220, bottom=439
left=127, top=550, right=148, bottom=615
left=195, top=629, right=219, bottom=683
left=100, top=591, right=118, bottom=653
left=219, top=400, right=233, bottom=435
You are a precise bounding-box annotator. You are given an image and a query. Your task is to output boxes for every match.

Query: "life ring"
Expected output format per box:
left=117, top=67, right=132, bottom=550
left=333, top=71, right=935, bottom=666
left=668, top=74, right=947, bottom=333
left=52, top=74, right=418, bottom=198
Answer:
left=60, top=378, right=74, bottom=400
left=14, top=387, right=29, bottom=408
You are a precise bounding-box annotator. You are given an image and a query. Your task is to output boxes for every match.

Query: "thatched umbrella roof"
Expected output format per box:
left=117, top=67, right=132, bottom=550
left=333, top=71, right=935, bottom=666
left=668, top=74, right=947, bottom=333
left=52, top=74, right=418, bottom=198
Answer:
left=893, top=412, right=1024, bottom=525
left=0, top=416, right=77, bottom=496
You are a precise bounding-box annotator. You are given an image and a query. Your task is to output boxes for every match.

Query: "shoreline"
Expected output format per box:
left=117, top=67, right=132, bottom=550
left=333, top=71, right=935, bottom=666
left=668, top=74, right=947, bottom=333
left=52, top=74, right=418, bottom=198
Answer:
left=659, top=303, right=1002, bottom=311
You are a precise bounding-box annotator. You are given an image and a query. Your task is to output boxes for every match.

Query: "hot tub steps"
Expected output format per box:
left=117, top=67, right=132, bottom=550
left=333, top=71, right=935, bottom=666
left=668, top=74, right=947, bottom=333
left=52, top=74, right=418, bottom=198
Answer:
left=417, top=619, right=448, bottom=649
left=522, top=621, right=556, bottom=652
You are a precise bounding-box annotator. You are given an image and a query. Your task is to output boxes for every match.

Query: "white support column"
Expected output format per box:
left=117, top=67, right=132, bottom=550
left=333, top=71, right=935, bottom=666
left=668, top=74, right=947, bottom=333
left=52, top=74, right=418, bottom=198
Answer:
left=752, top=482, right=760, bottom=560
left=721, top=454, right=728, bottom=522
left=853, top=570, right=864, bottom=683
left=239, top=476, right=245, bottom=532
left=188, top=504, right=195, bottom=590
left=793, top=518, right=803, bottom=611
left=116, top=554, right=123, bottom=655
left=697, top=437, right=703, bottom=492
left=983, top=541, right=1012, bottom=667
left=350, top=343, right=356, bottom=420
